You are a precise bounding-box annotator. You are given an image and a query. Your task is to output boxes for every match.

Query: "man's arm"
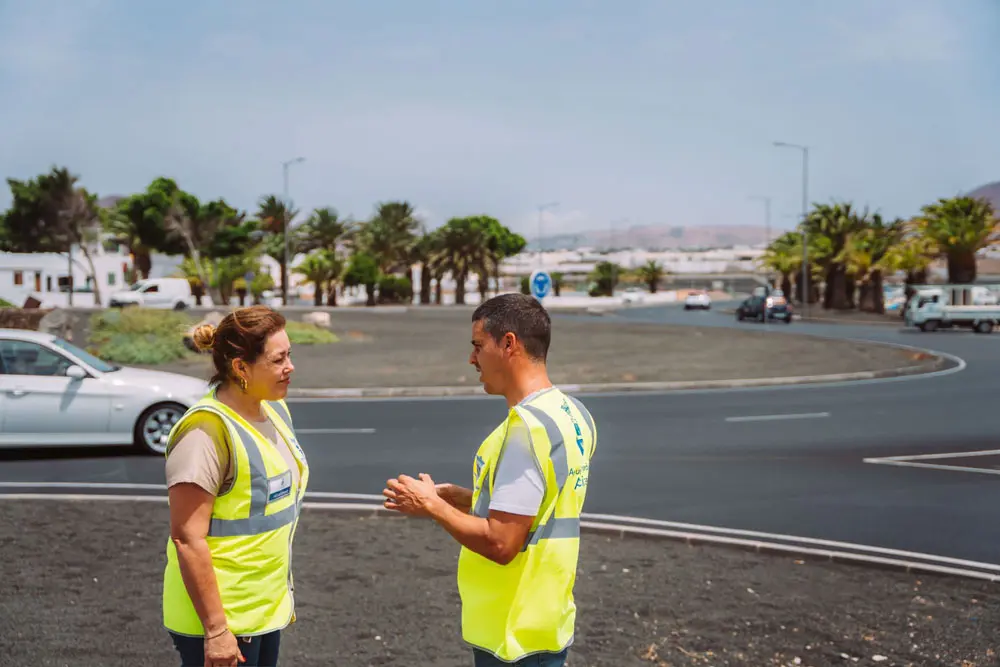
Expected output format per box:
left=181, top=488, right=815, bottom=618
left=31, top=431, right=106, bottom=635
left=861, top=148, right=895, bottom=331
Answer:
left=427, top=492, right=534, bottom=565
left=385, top=416, right=543, bottom=565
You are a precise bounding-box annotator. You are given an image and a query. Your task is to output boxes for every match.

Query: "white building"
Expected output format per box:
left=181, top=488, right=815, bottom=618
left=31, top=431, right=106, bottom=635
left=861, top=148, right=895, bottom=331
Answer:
left=0, top=247, right=133, bottom=308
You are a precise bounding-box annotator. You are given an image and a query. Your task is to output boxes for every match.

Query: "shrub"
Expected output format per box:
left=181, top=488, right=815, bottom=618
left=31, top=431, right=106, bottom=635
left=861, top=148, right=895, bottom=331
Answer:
left=284, top=320, right=339, bottom=345
left=520, top=276, right=531, bottom=295
left=88, top=309, right=193, bottom=365
left=0, top=298, right=15, bottom=308
left=377, top=275, right=413, bottom=304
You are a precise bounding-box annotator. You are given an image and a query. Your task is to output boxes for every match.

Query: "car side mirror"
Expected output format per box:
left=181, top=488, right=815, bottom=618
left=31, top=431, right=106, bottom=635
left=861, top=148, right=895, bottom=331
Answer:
left=65, top=365, right=87, bottom=380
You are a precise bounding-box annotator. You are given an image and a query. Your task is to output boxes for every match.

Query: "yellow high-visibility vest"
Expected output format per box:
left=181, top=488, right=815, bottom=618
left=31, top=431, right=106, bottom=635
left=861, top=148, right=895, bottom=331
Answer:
left=457, top=387, right=597, bottom=662
left=162, top=391, right=309, bottom=637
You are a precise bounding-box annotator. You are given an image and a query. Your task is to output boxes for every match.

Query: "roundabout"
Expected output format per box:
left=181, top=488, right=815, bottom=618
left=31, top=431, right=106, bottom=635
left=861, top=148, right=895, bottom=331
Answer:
left=3, top=300, right=1000, bottom=665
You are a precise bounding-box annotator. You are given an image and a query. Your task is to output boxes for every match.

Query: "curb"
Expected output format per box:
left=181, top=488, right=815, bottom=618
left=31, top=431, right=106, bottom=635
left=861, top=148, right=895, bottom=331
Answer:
left=718, top=307, right=903, bottom=327
left=284, top=356, right=953, bottom=399
left=4, top=492, right=997, bottom=583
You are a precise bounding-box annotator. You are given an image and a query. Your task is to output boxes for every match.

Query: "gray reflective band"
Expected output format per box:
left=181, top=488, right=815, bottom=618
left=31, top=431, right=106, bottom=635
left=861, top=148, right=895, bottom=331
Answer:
left=189, top=405, right=298, bottom=538
left=524, top=517, right=580, bottom=548
left=472, top=476, right=492, bottom=518
left=267, top=400, right=293, bottom=432
left=208, top=503, right=298, bottom=537
left=520, top=404, right=568, bottom=492
left=228, top=419, right=269, bottom=519
left=564, top=395, right=595, bottom=454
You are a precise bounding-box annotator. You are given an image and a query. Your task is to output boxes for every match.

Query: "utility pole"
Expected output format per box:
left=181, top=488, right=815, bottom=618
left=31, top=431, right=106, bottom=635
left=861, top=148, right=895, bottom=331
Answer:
left=536, top=202, right=558, bottom=268
left=773, top=142, right=810, bottom=316
left=281, top=157, right=306, bottom=306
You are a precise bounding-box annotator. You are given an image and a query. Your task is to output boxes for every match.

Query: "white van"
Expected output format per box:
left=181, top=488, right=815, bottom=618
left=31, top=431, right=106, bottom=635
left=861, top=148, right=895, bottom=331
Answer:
left=108, top=278, right=213, bottom=310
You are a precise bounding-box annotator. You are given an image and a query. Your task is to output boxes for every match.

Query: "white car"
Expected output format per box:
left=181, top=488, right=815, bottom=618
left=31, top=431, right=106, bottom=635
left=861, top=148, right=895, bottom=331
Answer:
left=684, top=290, right=712, bottom=310
left=108, top=277, right=213, bottom=310
left=0, top=329, right=209, bottom=454
left=621, top=287, right=645, bottom=305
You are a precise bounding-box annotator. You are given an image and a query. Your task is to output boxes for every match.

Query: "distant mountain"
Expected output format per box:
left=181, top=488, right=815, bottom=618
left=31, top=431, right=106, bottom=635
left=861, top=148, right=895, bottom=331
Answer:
left=529, top=224, right=773, bottom=251
left=967, top=181, right=1000, bottom=211
left=96, top=195, right=124, bottom=209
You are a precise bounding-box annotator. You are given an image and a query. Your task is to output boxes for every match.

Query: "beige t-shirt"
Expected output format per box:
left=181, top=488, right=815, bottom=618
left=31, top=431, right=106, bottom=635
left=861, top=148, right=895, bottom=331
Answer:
left=165, top=414, right=300, bottom=496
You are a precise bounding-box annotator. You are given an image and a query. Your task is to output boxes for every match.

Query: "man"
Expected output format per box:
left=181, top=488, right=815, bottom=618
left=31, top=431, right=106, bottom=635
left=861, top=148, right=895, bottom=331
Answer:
left=384, top=292, right=597, bottom=667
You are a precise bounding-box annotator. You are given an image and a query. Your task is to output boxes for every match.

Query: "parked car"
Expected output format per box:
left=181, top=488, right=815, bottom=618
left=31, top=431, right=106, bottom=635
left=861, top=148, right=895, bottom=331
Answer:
left=684, top=290, right=712, bottom=310
left=735, top=291, right=793, bottom=323
left=621, top=287, right=645, bottom=305
left=0, top=329, right=208, bottom=453
left=108, top=277, right=212, bottom=310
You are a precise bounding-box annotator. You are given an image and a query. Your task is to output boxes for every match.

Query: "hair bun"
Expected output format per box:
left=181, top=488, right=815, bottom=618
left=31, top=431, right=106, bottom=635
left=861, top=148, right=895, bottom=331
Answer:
left=191, top=324, right=217, bottom=351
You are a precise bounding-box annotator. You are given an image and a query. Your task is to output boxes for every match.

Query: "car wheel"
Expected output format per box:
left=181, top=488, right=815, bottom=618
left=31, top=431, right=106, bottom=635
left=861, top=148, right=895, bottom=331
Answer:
left=134, top=402, right=186, bottom=455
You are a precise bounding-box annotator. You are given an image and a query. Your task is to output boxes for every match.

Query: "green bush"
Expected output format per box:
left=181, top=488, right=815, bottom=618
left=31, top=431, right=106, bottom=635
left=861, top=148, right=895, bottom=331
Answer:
left=0, top=298, right=15, bottom=308
left=285, top=320, right=339, bottom=345
left=520, top=276, right=531, bottom=295
left=377, top=275, right=413, bottom=304
left=88, top=309, right=193, bottom=365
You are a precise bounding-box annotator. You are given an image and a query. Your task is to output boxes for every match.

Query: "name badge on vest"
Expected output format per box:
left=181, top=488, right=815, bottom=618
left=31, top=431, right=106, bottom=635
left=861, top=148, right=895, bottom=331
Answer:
left=267, top=470, right=293, bottom=503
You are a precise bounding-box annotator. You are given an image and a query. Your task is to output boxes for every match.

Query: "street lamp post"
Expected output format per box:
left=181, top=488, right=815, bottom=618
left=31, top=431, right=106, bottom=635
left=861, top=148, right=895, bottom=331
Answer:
left=282, top=157, right=306, bottom=306
left=536, top=202, right=558, bottom=268
left=773, top=141, right=810, bottom=316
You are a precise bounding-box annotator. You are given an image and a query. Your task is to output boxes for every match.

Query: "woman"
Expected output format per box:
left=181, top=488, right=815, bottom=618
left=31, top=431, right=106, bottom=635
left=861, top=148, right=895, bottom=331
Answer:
left=162, top=305, right=309, bottom=667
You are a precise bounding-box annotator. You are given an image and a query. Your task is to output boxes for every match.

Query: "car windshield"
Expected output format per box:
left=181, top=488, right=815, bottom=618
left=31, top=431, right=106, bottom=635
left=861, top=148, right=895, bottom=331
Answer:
left=49, top=337, right=120, bottom=373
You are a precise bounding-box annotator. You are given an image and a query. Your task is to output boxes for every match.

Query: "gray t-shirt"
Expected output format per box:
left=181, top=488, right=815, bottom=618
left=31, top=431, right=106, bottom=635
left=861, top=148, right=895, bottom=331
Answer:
left=487, top=390, right=552, bottom=517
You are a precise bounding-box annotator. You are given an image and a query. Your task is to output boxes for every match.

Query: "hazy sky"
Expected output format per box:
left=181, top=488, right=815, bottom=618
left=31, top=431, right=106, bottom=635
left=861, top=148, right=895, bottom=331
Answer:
left=1, top=0, right=997, bottom=241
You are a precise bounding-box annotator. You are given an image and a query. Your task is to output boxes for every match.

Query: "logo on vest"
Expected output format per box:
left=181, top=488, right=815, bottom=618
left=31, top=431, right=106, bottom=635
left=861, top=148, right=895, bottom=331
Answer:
left=560, top=400, right=586, bottom=455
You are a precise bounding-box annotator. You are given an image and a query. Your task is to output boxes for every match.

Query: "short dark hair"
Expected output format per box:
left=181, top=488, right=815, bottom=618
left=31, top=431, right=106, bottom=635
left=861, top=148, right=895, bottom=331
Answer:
left=472, top=293, right=551, bottom=361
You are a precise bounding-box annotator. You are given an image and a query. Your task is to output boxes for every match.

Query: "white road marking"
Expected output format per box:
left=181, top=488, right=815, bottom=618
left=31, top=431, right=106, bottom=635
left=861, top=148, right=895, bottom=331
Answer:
left=725, top=412, right=830, bottom=423
left=864, top=448, right=1000, bottom=476
left=4, top=490, right=1000, bottom=579
left=295, top=428, right=376, bottom=435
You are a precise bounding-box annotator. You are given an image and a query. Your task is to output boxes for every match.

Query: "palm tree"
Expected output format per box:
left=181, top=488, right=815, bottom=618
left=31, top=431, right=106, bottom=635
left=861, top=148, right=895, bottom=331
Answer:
left=299, top=207, right=354, bottom=254
left=760, top=232, right=800, bottom=298
left=635, top=260, right=665, bottom=293
left=916, top=196, right=999, bottom=283
left=294, top=250, right=342, bottom=306
left=882, top=225, right=937, bottom=311
left=433, top=218, right=487, bottom=305
left=256, top=195, right=299, bottom=303
left=804, top=202, right=869, bottom=310
left=362, top=200, right=421, bottom=279
left=839, top=215, right=904, bottom=313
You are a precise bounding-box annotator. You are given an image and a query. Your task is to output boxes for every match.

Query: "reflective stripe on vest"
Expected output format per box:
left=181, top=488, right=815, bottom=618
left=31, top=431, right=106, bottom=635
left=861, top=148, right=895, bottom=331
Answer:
left=205, top=412, right=298, bottom=538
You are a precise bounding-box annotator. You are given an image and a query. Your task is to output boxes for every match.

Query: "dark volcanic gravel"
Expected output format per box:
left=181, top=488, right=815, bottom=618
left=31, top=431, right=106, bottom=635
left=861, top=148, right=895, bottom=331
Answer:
left=140, top=308, right=938, bottom=389
left=1, top=499, right=997, bottom=667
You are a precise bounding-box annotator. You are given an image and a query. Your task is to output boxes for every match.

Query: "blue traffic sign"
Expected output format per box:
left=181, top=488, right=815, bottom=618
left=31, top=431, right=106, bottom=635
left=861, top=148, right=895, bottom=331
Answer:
left=529, top=270, right=552, bottom=300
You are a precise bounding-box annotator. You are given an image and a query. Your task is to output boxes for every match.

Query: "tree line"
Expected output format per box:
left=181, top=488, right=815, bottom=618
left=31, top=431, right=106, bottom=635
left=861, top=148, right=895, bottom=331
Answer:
left=0, top=166, right=537, bottom=307
left=759, top=196, right=1000, bottom=314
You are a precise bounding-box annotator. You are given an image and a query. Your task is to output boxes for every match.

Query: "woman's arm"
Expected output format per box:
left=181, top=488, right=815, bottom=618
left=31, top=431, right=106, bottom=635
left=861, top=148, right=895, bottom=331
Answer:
left=168, top=482, right=228, bottom=635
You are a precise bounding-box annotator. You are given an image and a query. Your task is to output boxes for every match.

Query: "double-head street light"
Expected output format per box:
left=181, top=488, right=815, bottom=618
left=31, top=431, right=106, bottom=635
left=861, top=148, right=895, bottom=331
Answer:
left=282, top=157, right=306, bottom=306
left=773, top=141, right=810, bottom=316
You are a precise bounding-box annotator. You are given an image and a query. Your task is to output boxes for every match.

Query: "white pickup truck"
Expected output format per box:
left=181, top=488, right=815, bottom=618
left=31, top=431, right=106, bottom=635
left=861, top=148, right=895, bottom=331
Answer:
left=904, top=284, right=1000, bottom=334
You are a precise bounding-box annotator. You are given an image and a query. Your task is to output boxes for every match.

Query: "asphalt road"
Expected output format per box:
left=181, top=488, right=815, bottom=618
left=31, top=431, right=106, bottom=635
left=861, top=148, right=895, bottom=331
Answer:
left=3, top=301, right=1000, bottom=564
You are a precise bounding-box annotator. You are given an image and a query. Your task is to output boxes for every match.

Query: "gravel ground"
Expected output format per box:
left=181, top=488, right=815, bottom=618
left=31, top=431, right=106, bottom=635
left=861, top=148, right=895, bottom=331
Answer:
left=136, top=308, right=939, bottom=389
left=2, top=499, right=997, bottom=667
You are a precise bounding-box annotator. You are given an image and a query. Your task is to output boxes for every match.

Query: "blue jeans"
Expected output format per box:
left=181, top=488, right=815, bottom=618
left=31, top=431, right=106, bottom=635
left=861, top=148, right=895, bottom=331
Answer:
left=473, top=647, right=568, bottom=666
left=169, top=631, right=281, bottom=666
